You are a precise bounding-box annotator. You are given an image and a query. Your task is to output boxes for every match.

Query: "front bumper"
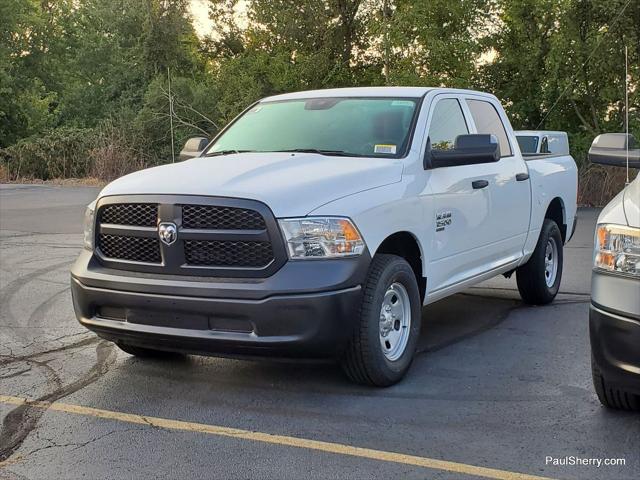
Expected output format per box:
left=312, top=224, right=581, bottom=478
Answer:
left=71, top=250, right=369, bottom=358
left=590, top=305, right=640, bottom=394
left=590, top=270, right=640, bottom=394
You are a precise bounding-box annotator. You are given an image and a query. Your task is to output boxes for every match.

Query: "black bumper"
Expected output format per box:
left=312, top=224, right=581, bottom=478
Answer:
left=590, top=304, right=640, bottom=395
left=71, top=250, right=369, bottom=359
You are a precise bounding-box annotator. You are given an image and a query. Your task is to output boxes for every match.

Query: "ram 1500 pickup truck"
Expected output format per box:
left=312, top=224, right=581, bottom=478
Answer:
left=588, top=133, right=640, bottom=411
left=71, top=87, right=578, bottom=386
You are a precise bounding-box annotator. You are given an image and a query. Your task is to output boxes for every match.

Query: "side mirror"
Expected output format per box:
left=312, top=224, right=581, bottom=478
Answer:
left=425, top=134, right=500, bottom=169
left=589, top=133, right=640, bottom=168
left=179, top=136, right=210, bottom=161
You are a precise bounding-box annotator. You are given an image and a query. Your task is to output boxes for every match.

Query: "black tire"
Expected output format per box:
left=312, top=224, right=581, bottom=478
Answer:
left=340, top=254, right=422, bottom=387
left=591, top=355, right=640, bottom=411
left=516, top=218, right=563, bottom=305
left=116, top=341, right=180, bottom=358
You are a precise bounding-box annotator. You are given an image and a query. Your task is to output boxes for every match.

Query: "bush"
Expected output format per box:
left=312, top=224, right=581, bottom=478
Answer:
left=0, top=120, right=157, bottom=182
left=578, top=163, right=637, bottom=207
left=89, top=118, right=153, bottom=181
left=0, top=128, right=95, bottom=180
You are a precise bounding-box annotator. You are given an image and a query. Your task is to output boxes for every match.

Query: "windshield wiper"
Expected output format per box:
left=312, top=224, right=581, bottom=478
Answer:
left=274, top=148, right=361, bottom=157
left=204, top=149, right=254, bottom=157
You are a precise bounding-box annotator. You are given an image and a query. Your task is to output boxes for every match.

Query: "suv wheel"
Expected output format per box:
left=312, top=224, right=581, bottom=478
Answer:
left=592, top=355, right=640, bottom=411
left=341, top=254, right=422, bottom=387
left=516, top=218, right=563, bottom=305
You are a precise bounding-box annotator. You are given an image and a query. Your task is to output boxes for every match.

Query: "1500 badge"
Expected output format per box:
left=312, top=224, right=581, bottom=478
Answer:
left=436, top=211, right=452, bottom=232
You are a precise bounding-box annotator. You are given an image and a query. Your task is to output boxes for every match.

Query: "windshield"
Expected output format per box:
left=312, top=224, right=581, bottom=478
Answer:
left=516, top=135, right=539, bottom=154
left=206, top=97, right=420, bottom=158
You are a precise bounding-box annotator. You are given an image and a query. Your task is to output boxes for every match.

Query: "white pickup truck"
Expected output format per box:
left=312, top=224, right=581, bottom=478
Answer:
left=71, top=87, right=578, bottom=386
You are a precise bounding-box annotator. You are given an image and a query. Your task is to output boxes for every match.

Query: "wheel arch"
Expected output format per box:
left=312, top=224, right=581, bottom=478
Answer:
left=545, top=197, right=567, bottom=243
left=374, top=231, right=426, bottom=302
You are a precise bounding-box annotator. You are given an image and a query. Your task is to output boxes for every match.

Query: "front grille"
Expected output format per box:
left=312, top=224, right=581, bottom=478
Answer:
left=184, top=240, right=273, bottom=267
left=98, top=234, right=161, bottom=263
left=182, top=205, right=266, bottom=230
left=100, top=203, right=157, bottom=227
left=95, top=197, right=284, bottom=277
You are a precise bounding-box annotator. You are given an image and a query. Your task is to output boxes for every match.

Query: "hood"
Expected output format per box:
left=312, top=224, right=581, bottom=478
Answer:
left=598, top=175, right=640, bottom=228
left=623, top=175, right=639, bottom=227
left=98, top=152, right=403, bottom=217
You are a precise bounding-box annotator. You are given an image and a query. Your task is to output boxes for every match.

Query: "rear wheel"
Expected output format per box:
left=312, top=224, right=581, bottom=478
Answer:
left=516, top=218, right=563, bottom=305
left=341, top=254, right=422, bottom=387
left=116, top=341, right=181, bottom=358
left=591, top=355, right=640, bottom=411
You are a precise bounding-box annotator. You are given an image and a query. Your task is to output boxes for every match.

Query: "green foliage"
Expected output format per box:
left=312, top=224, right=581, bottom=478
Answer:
left=386, top=0, right=490, bottom=87
left=2, top=128, right=95, bottom=180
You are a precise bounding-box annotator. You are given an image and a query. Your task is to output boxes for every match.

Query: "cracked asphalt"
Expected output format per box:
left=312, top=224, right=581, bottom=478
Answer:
left=1, top=184, right=639, bottom=480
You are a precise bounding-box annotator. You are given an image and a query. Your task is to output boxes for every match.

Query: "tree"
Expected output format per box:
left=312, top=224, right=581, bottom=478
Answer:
left=384, top=0, right=490, bottom=87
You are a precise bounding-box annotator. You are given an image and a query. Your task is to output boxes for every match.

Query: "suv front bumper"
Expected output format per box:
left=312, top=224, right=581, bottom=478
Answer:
left=71, top=250, right=369, bottom=358
left=590, top=271, right=640, bottom=394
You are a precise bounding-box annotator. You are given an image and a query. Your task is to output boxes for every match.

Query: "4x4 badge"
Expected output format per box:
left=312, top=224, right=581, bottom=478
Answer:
left=158, top=222, right=178, bottom=246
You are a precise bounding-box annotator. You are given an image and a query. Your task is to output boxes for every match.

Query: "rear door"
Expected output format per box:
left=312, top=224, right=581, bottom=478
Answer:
left=463, top=95, right=531, bottom=265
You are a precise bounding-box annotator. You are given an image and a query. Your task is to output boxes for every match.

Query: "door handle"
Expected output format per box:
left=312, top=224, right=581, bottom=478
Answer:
left=516, top=173, right=529, bottom=181
left=472, top=179, right=489, bottom=189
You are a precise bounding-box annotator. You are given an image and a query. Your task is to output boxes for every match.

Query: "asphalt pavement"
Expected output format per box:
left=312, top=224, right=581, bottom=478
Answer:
left=0, top=184, right=638, bottom=480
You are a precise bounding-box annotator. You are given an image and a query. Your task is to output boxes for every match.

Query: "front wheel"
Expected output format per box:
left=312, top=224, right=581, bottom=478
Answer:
left=516, top=219, right=563, bottom=305
left=341, top=254, right=422, bottom=387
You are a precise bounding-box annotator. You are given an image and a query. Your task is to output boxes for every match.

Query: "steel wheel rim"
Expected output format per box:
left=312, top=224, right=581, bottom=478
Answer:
left=379, top=282, right=411, bottom=361
left=544, top=237, right=558, bottom=288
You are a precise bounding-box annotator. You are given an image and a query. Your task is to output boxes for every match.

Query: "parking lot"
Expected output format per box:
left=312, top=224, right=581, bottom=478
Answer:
left=1, top=184, right=638, bottom=479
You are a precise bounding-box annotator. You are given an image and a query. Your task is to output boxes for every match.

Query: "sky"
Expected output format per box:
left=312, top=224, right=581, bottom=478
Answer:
left=189, top=0, right=215, bottom=38
left=189, top=0, right=248, bottom=38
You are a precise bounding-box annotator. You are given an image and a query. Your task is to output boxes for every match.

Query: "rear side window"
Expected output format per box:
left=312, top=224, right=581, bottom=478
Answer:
left=516, top=135, right=539, bottom=154
left=427, top=98, right=468, bottom=151
left=466, top=99, right=512, bottom=157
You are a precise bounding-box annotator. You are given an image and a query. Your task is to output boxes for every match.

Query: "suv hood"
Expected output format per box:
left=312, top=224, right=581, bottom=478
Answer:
left=99, top=152, right=403, bottom=217
left=623, top=176, right=639, bottom=227
left=599, top=175, right=640, bottom=228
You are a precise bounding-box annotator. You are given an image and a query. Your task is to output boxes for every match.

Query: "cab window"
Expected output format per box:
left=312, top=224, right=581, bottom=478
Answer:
left=427, top=99, right=468, bottom=151
left=466, top=99, right=512, bottom=157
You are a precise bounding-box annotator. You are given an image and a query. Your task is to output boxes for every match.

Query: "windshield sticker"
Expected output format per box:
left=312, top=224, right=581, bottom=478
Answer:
left=391, top=100, right=415, bottom=107
left=374, top=144, right=397, bottom=154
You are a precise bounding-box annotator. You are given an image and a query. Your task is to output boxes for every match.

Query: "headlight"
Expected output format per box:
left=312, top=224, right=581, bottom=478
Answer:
left=279, top=217, right=365, bottom=259
left=594, top=224, right=640, bottom=277
left=83, top=203, right=96, bottom=251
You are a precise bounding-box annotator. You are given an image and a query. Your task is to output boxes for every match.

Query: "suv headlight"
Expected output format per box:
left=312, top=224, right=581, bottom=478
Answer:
left=594, top=224, right=640, bottom=277
left=83, top=202, right=96, bottom=251
left=279, top=217, right=365, bottom=259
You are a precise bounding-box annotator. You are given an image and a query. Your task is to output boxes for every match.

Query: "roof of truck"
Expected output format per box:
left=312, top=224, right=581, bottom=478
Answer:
left=262, top=87, right=497, bottom=102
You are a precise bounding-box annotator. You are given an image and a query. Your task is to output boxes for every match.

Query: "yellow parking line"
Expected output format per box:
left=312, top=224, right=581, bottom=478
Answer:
left=0, top=394, right=554, bottom=480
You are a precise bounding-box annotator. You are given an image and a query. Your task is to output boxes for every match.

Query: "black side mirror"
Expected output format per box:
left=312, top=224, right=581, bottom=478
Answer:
left=425, top=134, right=500, bottom=169
left=179, top=136, right=210, bottom=161
left=589, top=133, right=640, bottom=168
